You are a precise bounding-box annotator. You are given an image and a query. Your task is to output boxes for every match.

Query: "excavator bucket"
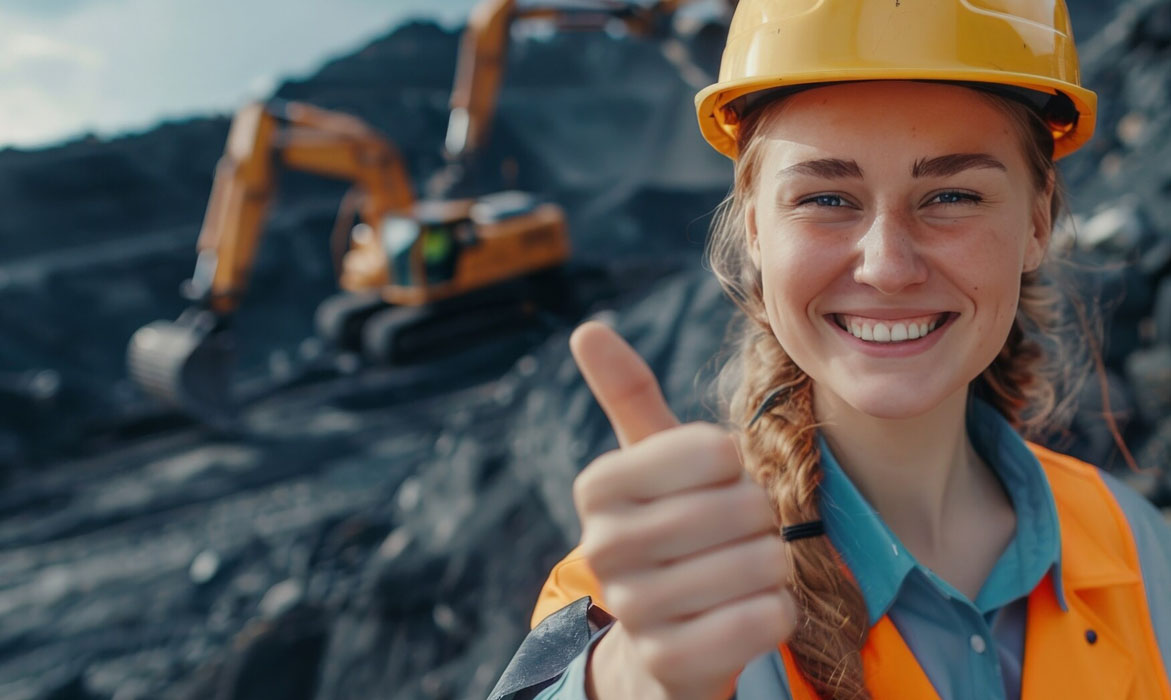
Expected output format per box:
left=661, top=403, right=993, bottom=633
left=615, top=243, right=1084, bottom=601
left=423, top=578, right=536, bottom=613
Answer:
left=126, top=309, right=237, bottom=427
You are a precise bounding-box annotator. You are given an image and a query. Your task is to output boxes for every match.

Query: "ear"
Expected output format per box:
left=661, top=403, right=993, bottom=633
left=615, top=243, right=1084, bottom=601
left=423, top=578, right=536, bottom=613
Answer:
left=1023, top=169, right=1055, bottom=273
left=745, top=200, right=762, bottom=271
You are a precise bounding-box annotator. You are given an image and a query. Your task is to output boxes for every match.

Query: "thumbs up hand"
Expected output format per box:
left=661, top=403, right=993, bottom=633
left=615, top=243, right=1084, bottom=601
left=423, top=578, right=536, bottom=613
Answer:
left=569, top=321, right=799, bottom=700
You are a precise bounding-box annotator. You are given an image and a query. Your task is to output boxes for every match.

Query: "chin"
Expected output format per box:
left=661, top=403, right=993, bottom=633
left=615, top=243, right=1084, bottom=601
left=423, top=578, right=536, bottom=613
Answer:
left=822, top=377, right=959, bottom=422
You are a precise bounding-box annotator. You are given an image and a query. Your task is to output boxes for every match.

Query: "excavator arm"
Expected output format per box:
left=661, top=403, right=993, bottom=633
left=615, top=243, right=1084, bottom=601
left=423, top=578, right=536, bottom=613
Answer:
left=128, top=100, right=414, bottom=421
left=190, top=100, right=413, bottom=315
left=443, top=0, right=693, bottom=175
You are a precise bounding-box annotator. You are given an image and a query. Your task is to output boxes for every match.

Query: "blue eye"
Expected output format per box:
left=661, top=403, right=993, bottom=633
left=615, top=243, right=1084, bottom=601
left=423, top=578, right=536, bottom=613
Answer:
left=795, top=192, right=982, bottom=209
left=802, top=194, right=846, bottom=207
left=931, top=191, right=982, bottom=205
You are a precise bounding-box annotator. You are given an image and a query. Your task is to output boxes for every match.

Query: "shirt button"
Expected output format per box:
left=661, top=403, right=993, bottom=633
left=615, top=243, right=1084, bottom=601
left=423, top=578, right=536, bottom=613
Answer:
left=969, top=634, right=987, bottom=654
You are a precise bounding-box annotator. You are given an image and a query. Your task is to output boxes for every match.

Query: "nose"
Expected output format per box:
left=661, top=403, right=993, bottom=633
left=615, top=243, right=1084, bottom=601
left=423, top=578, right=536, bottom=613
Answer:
left=853, top=211, right=929, bottom=294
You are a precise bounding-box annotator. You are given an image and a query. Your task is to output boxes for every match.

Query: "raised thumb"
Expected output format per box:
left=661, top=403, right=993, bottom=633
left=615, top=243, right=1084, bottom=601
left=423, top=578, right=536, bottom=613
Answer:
left=570, top=320, right=680, bottom=448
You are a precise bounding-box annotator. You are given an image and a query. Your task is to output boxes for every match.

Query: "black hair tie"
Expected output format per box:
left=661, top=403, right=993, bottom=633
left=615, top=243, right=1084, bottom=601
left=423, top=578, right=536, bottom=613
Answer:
left=748, top=387, right=824, bottom=542
left=782, top=520, right=826, bottom=542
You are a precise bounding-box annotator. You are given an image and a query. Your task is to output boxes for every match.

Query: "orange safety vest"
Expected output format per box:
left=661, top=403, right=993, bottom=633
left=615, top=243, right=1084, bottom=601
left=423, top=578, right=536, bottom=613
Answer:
left=531, top=443, right=1171, bottom=699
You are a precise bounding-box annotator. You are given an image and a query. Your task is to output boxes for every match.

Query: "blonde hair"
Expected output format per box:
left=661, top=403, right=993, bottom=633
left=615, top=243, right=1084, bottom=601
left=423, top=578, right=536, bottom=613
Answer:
left=705, top=86, right=1079, bottom=698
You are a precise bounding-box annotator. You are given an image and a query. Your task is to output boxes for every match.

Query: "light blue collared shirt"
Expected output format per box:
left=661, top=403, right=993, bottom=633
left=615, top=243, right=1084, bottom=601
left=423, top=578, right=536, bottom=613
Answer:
left=817, top=396, right=1063, bottom=700
left=536, top=398, right=1068, bottom=700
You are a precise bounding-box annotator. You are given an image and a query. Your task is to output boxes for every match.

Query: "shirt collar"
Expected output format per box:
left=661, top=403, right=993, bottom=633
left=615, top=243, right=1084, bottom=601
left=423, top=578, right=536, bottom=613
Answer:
left=816, top=396, right=1065, bottom=626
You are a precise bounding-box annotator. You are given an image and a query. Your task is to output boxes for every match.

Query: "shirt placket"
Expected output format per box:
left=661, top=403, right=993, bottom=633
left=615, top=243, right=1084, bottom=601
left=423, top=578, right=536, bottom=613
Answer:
left=913, top=569, right=1010, bottom=700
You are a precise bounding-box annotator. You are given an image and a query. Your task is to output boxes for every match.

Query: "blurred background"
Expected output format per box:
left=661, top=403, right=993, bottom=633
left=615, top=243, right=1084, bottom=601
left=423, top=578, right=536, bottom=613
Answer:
left=1, top=0, right=1169, bottom=698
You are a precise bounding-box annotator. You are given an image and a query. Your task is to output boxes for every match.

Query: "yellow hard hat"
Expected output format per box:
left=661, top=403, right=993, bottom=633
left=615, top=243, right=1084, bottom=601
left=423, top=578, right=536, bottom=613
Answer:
left=695, top=0, right=1098, bottom=161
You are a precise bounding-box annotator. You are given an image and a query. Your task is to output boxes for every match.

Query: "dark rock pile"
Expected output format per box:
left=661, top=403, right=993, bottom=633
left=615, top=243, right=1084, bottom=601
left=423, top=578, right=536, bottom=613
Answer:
left=1054, top=0, right=1171, bottom=503
left=1, top=1, right=1168, bottom=699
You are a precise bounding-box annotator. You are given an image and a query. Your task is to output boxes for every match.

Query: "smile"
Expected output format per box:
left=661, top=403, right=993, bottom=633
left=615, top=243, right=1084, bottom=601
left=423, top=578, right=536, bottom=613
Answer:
left=832, top=312, right=953, bottom=344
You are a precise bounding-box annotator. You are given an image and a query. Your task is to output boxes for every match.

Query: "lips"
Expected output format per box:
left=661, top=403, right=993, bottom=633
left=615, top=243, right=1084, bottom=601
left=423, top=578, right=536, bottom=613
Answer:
left=831, top=312, right=953, bottom=343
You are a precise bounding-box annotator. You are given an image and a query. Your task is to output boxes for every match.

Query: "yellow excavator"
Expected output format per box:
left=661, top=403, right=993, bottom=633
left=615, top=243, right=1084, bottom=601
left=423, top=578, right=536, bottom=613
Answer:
left=127, top=0, right=709, bottom=421
left=126, top=99, right=570, bottom=420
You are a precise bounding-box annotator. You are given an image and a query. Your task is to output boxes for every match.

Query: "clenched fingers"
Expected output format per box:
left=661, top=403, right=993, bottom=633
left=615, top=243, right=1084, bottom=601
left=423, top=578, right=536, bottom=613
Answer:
left=583, top=478, right=777, bottom=576
left=604, top=533, right=790, bottom=630
left=573, top=422, right=744, bottom=515
left=632, top=589, right=800, bottom=690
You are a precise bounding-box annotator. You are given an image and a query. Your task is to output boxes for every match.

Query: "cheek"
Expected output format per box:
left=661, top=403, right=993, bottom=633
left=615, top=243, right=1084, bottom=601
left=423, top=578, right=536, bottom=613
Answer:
left=944, top=227, right=1025, bottom=337
left=968, top=274, right=1022, bottom=333
left=756, top=232, right=844, bottom=339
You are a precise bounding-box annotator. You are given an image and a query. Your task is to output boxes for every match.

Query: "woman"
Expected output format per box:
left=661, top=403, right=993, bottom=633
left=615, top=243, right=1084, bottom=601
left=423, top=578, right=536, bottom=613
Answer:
left=490, top=1, right=1171, bottom=698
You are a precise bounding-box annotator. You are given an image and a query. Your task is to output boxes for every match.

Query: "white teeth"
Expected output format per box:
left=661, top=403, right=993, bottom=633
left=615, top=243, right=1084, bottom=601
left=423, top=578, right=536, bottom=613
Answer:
left=842, top=314, right=947, bottom=343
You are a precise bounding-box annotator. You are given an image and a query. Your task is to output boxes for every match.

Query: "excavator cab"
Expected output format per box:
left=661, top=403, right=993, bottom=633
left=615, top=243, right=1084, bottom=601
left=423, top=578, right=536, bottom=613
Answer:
left=382, top=202, right=478, bottom=289
left=383, top=215, right=423, bottom=287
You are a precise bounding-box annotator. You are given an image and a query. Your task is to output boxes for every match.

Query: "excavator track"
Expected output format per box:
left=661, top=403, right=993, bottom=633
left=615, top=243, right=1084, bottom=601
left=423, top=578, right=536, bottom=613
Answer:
left=361, top=300, right=535, bottom=365
left=360, top=274, right=562, bottom=364
left=313, top=291, right=390, bottom=353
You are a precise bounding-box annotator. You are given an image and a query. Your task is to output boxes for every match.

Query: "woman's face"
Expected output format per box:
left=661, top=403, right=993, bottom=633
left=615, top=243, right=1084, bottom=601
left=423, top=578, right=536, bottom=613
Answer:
left=746, top=81, right=1053, bottom=420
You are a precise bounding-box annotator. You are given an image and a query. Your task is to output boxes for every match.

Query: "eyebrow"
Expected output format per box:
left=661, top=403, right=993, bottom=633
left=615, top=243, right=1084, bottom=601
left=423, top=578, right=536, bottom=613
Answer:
left=776, top=153, right=1008, bottom=180
left=778, top=158, right=863, bottom=180
left=911, top=153, right=1007, bottom=178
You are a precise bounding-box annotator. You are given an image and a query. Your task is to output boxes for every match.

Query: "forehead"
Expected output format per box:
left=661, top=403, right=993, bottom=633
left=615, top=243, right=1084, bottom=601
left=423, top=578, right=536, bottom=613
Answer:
left=757, top=81, right=1023, bottom=169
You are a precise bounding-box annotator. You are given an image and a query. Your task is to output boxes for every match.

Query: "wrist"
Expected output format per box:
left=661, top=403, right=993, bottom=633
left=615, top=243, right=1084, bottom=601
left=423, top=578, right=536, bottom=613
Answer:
left=585, top=621, right=647, bottom=700
left=584, top=621, right=615, bottom=700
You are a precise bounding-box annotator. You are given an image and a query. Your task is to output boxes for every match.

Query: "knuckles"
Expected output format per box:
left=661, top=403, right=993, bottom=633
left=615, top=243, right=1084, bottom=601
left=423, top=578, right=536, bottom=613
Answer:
left=571, top=448, right=622, bottom=515
left=729, top=480, right=779, bottom=531
left=680, top=422, right=743, bottom=480
left=580, top=509, right=675, bottom=580
left=749, top=591, right=799, bottom=646
left=607, top=576, right=669, bottom=630
left=572, top=422, right=741, bottom=515
left=758, top=593, right=798, bottom=645
left=627, top=593, right=797, bottom=686
left=579, top=519, right=628, bottom=578
left=750, top=534, right=789, bottom=584
left=600, top=580, right=645, bottom=629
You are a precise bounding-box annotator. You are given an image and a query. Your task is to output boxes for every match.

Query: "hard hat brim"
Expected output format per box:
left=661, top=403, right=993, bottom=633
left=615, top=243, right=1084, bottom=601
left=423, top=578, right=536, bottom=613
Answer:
left=695, top=70, right=1097, bottom=161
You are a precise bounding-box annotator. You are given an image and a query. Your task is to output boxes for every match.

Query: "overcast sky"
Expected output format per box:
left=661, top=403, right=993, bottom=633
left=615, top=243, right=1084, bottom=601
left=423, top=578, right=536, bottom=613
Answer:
left=0, top=0, right=479, bottom=149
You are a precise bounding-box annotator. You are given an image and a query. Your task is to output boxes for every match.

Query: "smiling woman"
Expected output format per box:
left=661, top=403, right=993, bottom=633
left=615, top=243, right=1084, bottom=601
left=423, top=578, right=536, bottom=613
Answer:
left=489, top=2, right=1171, bottom=700
left=739, top=82, right=1054, bottom=422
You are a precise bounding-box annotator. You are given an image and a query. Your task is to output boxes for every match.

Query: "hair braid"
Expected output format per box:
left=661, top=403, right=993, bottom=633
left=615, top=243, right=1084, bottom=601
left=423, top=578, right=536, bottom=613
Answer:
left=734, top=315, right=871, bottom=699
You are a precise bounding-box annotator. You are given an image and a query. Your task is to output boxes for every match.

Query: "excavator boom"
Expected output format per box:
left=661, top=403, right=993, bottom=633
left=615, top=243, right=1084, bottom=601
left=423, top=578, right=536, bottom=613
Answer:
left=128, top=100, right=415, bottom=420
left=191, top=100, right=414, bottom=315
left=444, top=0, right=697, bottom=170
